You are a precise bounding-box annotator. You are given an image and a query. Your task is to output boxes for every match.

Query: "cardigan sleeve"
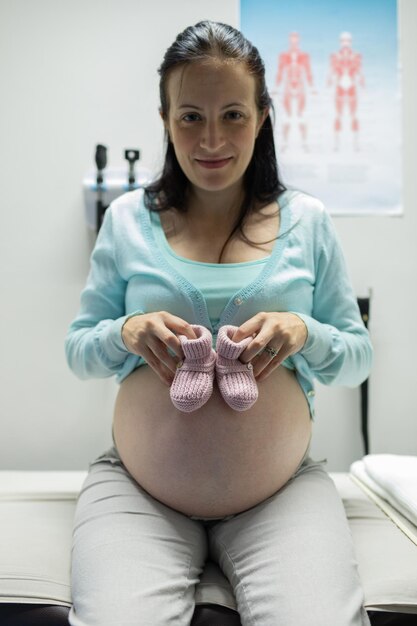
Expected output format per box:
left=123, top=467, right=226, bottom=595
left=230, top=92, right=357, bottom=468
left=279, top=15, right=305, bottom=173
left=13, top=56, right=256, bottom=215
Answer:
left=64, top=206, right=135, bottom=379
left=291, top=207, right=373, bottom=387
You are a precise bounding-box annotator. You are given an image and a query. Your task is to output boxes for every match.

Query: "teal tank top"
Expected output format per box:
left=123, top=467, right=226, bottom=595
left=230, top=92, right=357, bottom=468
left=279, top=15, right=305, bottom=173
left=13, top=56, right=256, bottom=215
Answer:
left=150, top=210, right=269, bottom=328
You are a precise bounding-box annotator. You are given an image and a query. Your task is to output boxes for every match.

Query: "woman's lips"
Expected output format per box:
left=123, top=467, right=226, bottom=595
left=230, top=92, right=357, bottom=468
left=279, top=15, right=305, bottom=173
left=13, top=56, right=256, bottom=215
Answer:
left=195, top=157, right=233, bottom=169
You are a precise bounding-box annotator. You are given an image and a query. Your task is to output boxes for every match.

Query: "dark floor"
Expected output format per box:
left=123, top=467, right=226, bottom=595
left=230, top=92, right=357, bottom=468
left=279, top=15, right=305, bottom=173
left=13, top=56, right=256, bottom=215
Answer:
left=0, top=603, right=415, bottom=625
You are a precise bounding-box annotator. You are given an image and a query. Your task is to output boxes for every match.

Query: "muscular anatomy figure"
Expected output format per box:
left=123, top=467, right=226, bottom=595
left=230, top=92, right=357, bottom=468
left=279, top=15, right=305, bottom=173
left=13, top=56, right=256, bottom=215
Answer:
left=274, top=32, right=316, bottom=151
left=327, top=32, right=365, bottom=151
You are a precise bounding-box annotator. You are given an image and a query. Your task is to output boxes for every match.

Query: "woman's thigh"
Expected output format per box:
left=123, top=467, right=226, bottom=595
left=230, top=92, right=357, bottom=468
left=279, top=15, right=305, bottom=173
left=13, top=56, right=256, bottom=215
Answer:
left=208, top=457, right=370, bottom=626
left=69, top=447, right=208, bottom=626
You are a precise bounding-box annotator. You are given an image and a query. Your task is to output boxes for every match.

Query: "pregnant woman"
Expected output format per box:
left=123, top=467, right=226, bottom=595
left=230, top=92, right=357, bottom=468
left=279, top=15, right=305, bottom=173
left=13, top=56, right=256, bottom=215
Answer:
left=65, top=20, right=373, bottom=626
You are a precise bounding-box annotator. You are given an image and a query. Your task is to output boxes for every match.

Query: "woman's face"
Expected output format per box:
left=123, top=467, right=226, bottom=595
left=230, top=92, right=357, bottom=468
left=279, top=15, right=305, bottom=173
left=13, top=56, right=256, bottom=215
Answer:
left=163, top=59, right=267, bottom=195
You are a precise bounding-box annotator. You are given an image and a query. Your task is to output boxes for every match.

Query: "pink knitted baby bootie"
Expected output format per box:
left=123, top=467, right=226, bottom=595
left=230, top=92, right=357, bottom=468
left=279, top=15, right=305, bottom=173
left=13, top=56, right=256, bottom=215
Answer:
left=215, top=325, right=258, bottom=411
left=170, top=325, right=216, bottom=413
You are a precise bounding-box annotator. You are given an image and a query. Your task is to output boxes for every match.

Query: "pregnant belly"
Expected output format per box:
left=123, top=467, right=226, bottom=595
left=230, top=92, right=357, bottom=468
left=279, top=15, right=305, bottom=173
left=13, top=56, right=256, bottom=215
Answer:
left=113, top=364, right=312, bottom=517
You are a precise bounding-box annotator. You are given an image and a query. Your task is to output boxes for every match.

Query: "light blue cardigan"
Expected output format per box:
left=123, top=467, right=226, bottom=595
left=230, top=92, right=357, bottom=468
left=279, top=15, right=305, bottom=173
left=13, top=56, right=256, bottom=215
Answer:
left=65, top=187, right=373, bottom=419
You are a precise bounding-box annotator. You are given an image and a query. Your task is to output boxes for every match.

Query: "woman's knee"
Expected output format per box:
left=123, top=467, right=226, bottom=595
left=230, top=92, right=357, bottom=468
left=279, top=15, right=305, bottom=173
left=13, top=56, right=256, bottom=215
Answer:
left=70, top=460, right=209, bottom=625
left=208, top=462, right=368, bottom=626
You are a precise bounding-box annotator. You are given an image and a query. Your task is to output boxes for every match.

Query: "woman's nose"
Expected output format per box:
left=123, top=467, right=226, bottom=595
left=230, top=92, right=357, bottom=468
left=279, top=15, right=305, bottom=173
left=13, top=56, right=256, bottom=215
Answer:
left=200, top=121, right=225, bottom=151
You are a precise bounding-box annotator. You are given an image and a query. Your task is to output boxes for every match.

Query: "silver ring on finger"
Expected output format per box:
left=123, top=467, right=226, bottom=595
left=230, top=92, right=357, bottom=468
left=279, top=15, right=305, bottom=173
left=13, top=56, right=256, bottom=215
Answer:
left=263, top=345, right=279, bottom=358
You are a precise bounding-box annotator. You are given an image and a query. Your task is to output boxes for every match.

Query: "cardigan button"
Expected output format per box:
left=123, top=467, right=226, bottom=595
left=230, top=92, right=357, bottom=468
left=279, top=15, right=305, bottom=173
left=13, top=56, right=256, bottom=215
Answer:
left=234, top=297, right=243, bottom=305
left=307, top=390, right=315, bottom=397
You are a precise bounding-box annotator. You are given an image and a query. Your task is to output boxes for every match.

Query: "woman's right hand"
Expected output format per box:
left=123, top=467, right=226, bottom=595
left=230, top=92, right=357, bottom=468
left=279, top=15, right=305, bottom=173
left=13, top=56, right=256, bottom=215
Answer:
left=121, top=311, right=198, bottom=386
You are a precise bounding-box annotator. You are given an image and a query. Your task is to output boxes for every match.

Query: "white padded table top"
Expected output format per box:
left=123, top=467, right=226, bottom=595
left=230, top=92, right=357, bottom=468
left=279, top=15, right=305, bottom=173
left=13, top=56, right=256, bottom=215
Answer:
left=0, top=471, right=416, bottom=613
left=0, top=471, right=87, bottom=500
left=330, top=473, right=417, bottom=615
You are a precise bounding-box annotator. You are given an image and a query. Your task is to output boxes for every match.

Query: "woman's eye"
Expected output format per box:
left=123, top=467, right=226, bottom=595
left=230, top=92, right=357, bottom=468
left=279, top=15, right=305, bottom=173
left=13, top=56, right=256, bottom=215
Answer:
left=225, top=111, right=243, bottom=120
left=182, top=113, right=201, bottom=122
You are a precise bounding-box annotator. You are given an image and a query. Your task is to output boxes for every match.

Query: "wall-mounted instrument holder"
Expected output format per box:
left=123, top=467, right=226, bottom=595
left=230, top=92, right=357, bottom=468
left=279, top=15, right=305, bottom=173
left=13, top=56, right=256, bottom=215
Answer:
left=83, top=144, right=152, bottom=233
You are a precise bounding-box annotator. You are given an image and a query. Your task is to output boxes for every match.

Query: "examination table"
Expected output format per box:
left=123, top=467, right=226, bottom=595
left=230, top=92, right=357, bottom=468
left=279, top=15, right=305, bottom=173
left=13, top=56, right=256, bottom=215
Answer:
left=0, top=470, right=416, bottom=625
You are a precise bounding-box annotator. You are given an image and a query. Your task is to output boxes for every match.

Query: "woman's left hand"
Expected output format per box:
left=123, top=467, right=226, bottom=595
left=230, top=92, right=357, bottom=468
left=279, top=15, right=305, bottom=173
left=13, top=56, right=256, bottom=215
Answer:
left=231, top=312, right=308, bottom=382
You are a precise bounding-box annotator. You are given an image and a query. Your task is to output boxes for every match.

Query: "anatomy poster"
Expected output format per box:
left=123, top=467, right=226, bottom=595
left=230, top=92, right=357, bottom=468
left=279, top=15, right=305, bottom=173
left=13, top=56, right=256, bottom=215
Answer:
left=240, top=0, right=402, bottom=215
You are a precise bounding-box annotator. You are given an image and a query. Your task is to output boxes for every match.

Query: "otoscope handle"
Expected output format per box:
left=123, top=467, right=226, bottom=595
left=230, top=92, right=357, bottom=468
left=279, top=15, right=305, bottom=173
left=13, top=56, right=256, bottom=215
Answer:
left=125, top=149, right=140, bottom=186
left=95, top=144, right=107, bottom=184
left=94, top=144, right=108, bottom=232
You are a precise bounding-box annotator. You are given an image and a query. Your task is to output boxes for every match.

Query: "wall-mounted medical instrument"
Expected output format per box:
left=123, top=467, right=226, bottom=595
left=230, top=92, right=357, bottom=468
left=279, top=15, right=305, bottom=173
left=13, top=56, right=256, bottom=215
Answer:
left=357, top=293, right=372, bottom=455
left=95, top=144, right=107, bottom=233
left=83, top=144, right=151, bottom=233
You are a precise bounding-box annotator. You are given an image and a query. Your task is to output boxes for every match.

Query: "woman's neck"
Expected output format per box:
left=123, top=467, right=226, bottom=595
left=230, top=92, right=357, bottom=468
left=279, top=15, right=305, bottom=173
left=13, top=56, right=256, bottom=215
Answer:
left=185, top=184, right=245, bottom=230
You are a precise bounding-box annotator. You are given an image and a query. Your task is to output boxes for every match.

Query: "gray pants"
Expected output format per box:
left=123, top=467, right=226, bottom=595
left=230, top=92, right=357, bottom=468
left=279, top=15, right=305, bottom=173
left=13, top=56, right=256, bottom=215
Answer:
left=68, top=444, right=370, bottom=626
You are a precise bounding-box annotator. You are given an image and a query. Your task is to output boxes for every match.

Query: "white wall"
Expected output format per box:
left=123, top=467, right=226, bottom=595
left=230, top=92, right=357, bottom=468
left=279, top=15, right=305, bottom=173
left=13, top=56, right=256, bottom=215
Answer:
left=0, top=0, right=416, bottom=471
